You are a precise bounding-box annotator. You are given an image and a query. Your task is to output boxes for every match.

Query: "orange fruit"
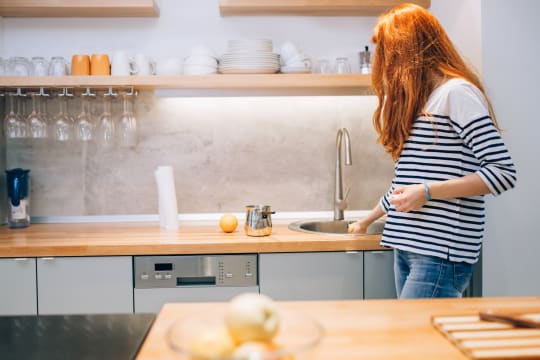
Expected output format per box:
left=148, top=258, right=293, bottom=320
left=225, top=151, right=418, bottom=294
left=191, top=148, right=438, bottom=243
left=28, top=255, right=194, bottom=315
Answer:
left=219, top=213, right=238, bottom=233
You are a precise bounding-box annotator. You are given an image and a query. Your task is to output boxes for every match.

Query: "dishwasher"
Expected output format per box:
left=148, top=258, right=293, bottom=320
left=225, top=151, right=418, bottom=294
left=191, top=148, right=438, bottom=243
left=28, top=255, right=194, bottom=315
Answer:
left=133, top=254, right=258, bottom=313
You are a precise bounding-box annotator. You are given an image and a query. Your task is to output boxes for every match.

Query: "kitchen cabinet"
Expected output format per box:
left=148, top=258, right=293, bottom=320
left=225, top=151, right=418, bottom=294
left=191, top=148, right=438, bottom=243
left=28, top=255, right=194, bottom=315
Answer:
left=259, top=251, right=364, bottom=300
left=0, top=74, right=372, bottom=96
left=363, top=250, right=396, bottom=299
left=0, top=258, right=37, bottom=315
left=0, top=0, right=159, bottom=18
left=37, top=256, right=133, bottom=315
left=219, top=0, right=431, bottom=16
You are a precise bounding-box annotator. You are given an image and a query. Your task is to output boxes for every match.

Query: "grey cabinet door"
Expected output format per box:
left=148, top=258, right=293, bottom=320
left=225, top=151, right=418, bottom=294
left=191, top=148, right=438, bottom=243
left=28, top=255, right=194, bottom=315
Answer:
left=259, top=251, right=363, bottom=300
left=0, top=258, right=37, bottom=315
left=37, top=256, right=133, bottom=314
left=364, top=250, right=397, bottom=299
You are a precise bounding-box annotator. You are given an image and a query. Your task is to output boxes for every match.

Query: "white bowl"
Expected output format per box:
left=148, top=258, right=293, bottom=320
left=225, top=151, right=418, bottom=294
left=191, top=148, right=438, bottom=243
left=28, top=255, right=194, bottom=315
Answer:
left=280, top=41, right=300, bottom=63
left=190, top=44, right=217, bottom=58
left=184, top=55, right=218, bottom=67
left=183, top=64, right=218, bottom=75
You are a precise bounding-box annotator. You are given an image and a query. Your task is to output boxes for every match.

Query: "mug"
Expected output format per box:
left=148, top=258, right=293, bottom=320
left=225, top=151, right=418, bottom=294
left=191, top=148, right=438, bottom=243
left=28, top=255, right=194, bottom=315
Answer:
left=111, top=51, right=137, bottom=76
left=31, top=57, right=49, bottom=76
left=156, top=57, right=182, bottom=75
left=90, top=54, right=110, bottom=75
left=48, top=56, right=69, bottom=76
left=71, top=54, right=90, bottom=75
left=133, top=53, right=155, bottom=76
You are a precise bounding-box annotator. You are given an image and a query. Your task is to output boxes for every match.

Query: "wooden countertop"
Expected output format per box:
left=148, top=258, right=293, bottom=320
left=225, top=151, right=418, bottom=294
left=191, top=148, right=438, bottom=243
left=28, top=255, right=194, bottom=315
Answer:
left=0, top=221, right=384, bottom=257
left=137, top=297, right=540, bottom=360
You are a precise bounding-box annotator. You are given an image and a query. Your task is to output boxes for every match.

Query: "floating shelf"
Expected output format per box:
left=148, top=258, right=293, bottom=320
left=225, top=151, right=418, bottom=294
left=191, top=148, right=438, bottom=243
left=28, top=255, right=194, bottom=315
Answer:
left=0, top=0, right=159, bottom=18
left=219, top=0, right=431, bottom=16
left=0, top=74, right=373, bottom=96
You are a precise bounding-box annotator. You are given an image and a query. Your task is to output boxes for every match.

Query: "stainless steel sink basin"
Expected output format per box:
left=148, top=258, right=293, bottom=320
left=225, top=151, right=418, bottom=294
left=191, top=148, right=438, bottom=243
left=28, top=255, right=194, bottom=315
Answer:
left=288, top=219, right=385, bottom=235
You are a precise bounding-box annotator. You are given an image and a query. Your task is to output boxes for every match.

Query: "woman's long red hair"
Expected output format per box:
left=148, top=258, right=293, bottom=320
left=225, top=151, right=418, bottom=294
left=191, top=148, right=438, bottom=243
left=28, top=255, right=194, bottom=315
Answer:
left=371, top=3, right=496, bottom=161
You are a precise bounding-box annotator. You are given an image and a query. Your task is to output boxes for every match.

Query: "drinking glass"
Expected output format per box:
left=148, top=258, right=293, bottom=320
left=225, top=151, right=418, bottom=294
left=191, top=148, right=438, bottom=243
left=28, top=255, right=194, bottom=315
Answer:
left=97, top=96, right=115, bottom=147
left=49, top=56, right=70, bottom=76
left=314, top=59, right=331, bottom=74
left=75, top=96, right=95, bottom=141
left=334, top=57, right=351, bottom=74
left=8, top=57, right=31, bottom=76
left=27, top=94, right=48, bottom=138
left=31, top=57, right=50, bottom=77
left=52, top=95, right=73, bottom=141
left=0, top=57, right=8, bottom=76
left=3, top=94, right=28, bottom=138
left=117, top=95, right=137, bottom=147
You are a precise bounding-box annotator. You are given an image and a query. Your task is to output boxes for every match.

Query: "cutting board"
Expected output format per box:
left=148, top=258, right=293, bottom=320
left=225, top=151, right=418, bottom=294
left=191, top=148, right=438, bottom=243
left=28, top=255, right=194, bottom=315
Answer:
left=432, top=310, right=540, bottom=359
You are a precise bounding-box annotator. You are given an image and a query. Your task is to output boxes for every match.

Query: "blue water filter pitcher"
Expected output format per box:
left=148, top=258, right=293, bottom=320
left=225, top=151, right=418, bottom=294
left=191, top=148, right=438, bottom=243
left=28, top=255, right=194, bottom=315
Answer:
left=5, top=168, right=31, bottom=228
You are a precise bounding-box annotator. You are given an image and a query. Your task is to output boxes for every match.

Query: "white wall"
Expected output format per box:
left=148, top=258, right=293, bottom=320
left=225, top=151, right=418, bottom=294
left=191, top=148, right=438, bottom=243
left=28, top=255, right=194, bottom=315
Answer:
left=482, top=0, right=540, bottom=296
left=430, top=0, right=482, bottom=72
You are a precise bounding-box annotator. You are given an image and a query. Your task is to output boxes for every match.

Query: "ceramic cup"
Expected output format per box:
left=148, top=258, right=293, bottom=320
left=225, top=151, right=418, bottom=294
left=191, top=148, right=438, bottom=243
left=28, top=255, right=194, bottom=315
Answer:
left=156, top=56, right=182, bottom=75
left=133, top=53, right=155, bottom=76
left=111, top=51, right=137, bottom=76
left=90, top=54, right=110, bottom=75
left=71, top=54, right=90, bottom=75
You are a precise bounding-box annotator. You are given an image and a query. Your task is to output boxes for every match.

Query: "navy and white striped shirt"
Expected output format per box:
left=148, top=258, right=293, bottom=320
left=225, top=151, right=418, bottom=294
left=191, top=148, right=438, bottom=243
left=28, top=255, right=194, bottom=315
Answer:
left=379, top=78, right=517, bottom=264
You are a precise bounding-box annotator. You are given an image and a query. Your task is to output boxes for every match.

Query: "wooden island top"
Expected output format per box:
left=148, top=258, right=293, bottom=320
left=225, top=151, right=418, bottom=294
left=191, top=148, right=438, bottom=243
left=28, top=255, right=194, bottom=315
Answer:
left=137, top=296, right=540, bottom=360
left=0, top=221, right=384, bottom=257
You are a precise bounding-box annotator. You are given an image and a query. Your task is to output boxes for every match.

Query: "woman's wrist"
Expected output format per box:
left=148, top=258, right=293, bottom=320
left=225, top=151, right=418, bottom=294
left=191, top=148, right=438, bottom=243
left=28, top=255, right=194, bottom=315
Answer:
left=423, top=182, right=432, bottom=201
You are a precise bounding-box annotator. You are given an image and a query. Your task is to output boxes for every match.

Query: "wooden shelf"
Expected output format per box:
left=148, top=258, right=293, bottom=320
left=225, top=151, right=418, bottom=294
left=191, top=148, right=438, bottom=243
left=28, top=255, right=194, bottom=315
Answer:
left=0, top=74, right=373, bottom=96
left=0, top=0, right=159, bottom=18
left=219, top=0, right=431, bottom=16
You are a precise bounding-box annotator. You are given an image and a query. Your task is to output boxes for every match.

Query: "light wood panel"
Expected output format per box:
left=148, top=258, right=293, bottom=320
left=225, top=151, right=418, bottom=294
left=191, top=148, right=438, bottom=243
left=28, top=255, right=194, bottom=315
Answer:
left=0, top=0, right=159, bottom=17
left=220, top=0, right=431, bottom=16
left=137, top=297, right=540, bottom=360
left=0, top=222, right=384, bottom=257
left=0, top=74, right=372, bottom=96
left=433, top=311, right=540, bottom=359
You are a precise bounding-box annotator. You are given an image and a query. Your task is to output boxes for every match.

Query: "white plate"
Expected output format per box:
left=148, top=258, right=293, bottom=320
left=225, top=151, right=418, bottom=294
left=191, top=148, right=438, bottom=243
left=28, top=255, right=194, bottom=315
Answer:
left=219, top=68, right=279, bottom=74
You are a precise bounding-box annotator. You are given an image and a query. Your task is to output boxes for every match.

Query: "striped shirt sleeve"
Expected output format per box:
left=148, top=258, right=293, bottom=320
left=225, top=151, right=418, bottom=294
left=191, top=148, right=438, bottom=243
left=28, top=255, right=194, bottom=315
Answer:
left=447, top=82, right=517, bottom=195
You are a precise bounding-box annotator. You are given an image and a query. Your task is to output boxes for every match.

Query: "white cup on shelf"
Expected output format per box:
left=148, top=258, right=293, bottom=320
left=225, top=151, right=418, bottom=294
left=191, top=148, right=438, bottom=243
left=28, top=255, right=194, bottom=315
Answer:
left=111, top=50, right=137, bottom=76
left=133, top=53, right=156, bottom=76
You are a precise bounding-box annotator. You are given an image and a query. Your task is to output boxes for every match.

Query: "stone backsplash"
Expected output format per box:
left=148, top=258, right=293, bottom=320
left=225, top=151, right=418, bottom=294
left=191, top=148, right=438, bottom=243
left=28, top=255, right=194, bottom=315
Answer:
left=3, top=93, right=394, bottom=216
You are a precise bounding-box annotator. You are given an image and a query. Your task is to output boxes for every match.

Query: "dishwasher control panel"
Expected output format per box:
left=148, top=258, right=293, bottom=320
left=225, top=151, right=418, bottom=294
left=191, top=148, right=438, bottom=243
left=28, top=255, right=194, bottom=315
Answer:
left=134, top=254, right=257, bottom=289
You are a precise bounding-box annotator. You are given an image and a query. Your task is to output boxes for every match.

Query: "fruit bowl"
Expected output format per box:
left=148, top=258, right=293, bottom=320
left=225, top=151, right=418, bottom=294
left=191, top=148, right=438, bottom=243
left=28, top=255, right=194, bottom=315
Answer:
left=166, top=307, right=324, bottom=360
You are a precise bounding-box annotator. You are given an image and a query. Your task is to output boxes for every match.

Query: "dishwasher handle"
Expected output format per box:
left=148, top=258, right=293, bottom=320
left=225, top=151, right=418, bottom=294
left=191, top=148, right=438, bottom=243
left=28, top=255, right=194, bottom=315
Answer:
left=176, top=276, right=217, bottom=286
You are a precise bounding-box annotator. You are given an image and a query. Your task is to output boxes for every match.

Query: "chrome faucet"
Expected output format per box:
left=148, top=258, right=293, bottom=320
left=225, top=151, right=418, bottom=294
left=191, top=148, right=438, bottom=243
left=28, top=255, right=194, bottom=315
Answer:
left=334, top=128, right=352, bottom=220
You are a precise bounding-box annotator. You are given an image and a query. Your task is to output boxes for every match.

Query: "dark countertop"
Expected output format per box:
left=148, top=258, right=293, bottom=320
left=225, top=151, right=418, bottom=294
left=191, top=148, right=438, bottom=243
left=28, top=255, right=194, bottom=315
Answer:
left=0, top=313, right=155, bottom=360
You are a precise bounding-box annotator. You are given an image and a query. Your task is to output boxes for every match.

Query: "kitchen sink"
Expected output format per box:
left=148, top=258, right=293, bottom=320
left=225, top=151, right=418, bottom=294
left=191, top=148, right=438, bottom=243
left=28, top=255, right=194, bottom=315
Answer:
left=288, top=218, right=385, bottom=235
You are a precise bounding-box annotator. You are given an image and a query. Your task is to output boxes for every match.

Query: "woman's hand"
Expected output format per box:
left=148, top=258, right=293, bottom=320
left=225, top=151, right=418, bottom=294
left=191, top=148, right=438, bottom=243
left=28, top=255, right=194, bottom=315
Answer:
left=348, top=218, right=370, bottom=234
left=390, top=184, right=427, bottom=212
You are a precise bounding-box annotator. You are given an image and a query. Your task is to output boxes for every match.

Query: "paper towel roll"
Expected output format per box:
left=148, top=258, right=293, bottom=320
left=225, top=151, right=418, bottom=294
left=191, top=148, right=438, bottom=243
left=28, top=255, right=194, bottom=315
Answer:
left=154, top=166, right=179, bottom=229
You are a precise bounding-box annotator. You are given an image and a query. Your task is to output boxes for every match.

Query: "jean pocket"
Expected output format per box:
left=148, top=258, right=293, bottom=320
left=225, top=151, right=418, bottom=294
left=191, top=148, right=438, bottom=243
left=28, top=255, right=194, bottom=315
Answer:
left=453, top=262, right=473, bottom=294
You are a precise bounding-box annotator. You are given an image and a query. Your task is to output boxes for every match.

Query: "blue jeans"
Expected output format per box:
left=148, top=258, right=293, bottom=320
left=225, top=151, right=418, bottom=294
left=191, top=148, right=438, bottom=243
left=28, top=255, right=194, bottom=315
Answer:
left=394, top=249, right=473, bottom=299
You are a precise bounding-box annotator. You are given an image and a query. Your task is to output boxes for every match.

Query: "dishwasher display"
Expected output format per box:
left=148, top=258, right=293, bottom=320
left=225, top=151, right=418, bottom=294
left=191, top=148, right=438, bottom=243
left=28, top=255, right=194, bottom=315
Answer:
left=134, top=254, right=257, bottom=289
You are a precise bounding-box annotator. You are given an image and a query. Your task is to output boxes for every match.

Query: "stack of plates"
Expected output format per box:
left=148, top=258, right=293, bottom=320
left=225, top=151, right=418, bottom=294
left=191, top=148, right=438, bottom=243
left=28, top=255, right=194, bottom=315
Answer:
left=219, top=39, right=280, bottom=74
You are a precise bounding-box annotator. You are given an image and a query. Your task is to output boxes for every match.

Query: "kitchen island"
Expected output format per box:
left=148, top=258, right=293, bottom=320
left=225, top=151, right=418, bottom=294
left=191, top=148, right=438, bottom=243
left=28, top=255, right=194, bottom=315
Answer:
left=137, top=296, right=540, bottom=360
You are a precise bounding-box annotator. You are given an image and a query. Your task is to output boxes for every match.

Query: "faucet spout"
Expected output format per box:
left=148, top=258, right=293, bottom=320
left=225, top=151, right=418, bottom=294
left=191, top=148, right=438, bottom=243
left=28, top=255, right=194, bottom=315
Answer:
left=334, top=128, right=352, bottom=221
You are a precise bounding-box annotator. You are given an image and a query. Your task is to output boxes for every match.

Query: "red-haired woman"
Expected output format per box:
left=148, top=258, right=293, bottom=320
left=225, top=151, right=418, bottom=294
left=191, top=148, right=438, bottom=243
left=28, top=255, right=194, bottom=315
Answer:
left=349, top=3, right=516, bottom=298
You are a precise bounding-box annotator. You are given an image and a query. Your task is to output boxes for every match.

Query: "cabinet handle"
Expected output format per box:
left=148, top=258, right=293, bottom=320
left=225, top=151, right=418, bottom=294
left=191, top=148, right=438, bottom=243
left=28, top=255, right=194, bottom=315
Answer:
left=41, top=257, right=55, bottom=260
left=345, top=251, right=361, bottom=254
left=370, top=251, right=385, bottom=254
left=14, top=257, right=29, bottom=261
